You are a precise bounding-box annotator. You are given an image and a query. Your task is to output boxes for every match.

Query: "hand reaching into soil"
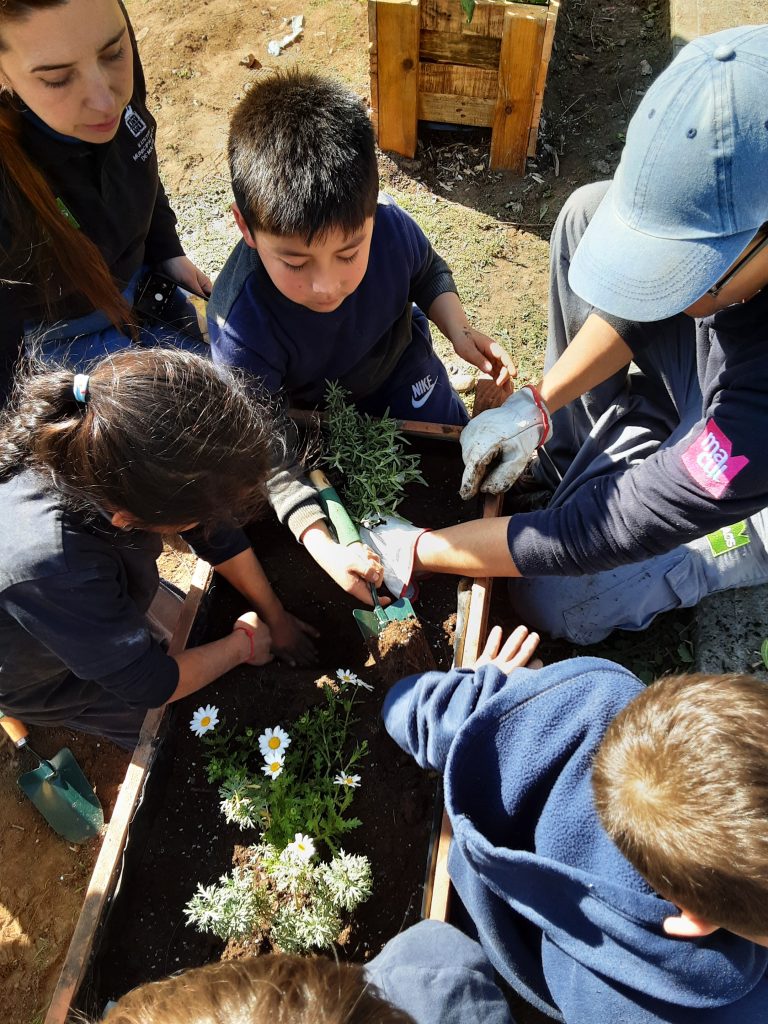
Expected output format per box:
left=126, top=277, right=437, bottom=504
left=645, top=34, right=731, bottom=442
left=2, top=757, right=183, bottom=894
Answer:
left=473, top=624, right=542, bottom=673
left=233, top=611, right=273, bottom=665
left=266, top=609, right=319, bottom=667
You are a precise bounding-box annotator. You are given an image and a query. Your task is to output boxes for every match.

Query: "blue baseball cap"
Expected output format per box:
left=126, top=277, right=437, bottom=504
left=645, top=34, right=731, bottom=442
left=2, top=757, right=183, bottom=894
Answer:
left=568, top=25, right=768, bottom=321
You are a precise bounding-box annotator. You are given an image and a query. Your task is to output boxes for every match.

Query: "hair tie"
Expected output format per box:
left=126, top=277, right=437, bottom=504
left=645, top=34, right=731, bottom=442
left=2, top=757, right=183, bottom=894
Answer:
left=73, top=373, right=90, bottom=404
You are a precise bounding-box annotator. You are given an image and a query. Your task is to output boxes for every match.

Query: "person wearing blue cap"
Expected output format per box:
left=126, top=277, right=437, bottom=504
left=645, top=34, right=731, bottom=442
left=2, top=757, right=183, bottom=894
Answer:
left=363, top=25, right=768, bottom=644
left=383, top=625, right=768, bottom=1022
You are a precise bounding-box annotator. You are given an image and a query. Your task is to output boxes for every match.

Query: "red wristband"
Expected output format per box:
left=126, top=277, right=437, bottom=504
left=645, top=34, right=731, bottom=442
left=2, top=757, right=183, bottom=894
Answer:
left=527, top=385, right=551, bottom=444
left=234, top=624, right=255, bottom=662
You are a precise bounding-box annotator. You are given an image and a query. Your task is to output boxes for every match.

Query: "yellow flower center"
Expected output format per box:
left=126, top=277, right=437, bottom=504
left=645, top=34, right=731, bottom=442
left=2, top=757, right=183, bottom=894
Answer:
left=268, top=736, right=280, bottom=749
left=270, top=762, right=280, bottom=771
left=200, top=717, right=211, bottom=728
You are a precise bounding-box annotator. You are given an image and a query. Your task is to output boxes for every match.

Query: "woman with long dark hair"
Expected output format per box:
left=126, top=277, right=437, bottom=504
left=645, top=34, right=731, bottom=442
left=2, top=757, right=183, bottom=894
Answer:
left=0, top=348, right=317, bottom=748
left=0, top=0, right=210, bottom=400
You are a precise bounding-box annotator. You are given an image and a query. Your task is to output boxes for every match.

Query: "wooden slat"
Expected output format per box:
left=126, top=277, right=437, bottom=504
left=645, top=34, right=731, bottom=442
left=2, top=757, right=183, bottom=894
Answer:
left=527, top=0, right=559, bottom=156
left=419, top=59, right=498, bottom=97
left=426, top=378, right=504, bottom=924
left=368, top=0, right=380, bottom=135
left=287, top=406, right=464, bottom=442
left=426, top=808, right=454, bottom=920
left=420, top=28, right=500, bottom=67
left=490, top=5, right=546, bottom=172
left=375, top=0, right=421, bottom=156
left=418, top=91, right=495, bottom=126
left=420, top=0, right=509, bottom=38
left=44, top=560, right=213, bottom=1024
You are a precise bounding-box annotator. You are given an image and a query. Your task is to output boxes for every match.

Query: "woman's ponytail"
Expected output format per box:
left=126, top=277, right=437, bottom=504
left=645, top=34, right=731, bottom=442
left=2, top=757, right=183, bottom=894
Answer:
left=0, top=101, right=134, bottom=332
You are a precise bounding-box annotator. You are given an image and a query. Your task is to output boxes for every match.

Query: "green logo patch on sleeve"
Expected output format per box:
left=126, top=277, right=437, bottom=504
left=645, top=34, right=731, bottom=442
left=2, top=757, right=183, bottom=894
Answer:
left=707, top=521, right=750, bottom=557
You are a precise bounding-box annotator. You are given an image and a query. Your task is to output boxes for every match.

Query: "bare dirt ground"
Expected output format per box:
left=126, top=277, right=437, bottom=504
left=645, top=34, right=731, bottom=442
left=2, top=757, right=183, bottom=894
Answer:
left=0, top=1, right=671, bottom=1020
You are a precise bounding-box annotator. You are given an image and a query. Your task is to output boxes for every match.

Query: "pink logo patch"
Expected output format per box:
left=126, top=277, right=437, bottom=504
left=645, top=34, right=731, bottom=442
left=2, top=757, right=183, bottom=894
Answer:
left=681, top=420, right=749, bottom=498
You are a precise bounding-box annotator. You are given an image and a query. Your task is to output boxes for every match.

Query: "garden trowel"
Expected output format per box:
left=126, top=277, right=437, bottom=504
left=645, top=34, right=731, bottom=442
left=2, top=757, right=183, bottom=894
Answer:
left=309, top=470, right=416, bottom=641
left=0, top=711, right=104, bottom=843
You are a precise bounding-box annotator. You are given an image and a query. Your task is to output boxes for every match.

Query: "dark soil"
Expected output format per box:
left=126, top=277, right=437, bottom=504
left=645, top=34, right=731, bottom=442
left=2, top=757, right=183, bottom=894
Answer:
left=77, top=438, right=472, bottom=1012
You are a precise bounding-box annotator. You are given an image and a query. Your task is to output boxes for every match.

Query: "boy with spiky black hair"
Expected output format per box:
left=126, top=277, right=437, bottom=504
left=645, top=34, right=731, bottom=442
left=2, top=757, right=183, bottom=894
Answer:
left=208, top=70, right=514, bottom=604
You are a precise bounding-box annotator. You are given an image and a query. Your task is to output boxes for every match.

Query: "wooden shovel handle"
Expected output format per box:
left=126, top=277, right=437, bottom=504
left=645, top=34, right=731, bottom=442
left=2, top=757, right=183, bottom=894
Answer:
left=0, top=714, right=29, bottom=748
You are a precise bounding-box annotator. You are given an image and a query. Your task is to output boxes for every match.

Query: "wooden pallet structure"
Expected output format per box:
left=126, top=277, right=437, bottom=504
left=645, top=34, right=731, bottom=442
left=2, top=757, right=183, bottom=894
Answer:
left=369, top=0, right=560, bottom=173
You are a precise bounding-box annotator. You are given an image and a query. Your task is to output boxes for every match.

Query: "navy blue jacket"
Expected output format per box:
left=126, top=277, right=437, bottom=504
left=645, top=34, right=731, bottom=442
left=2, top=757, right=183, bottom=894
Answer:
left=508, top=287, right=768, bottom=576
left=0, top=469, right=249, bottom=718
left=208, top=195, right=456, bottom=404
left=0, top=7, right=182, bottom=402
left=383, top=658, right=768, bottom=1023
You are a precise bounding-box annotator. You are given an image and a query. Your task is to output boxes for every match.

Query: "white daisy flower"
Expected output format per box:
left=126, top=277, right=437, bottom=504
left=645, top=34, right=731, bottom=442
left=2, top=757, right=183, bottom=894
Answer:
left=336, top=668, right=374, bottom=691
left=189, top=705, right=219, bottom=737
left=334, top=772, right=361, bottom=788
left=287, top=832, right=316, bottom=861
left=261, top=756, right=285, bottom=780
left=336, top=668, right=360, bottom=686
left=258, top=725, right=291, bottom=759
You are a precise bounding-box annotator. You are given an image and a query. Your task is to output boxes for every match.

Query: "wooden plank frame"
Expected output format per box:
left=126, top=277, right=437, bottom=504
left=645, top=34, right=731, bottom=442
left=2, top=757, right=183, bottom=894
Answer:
left=372, top=0, right=420, bottom=157
left=369, top=0, right=559, bottom=172
left=423, top=375, right=507, bottom=922
left=45, top=559, right=213, bottom=1024
left=490, top=5, right=547, bottom=173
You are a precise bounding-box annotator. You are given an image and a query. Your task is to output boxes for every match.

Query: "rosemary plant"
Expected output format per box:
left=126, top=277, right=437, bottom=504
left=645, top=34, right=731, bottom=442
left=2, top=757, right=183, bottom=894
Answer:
left=323, top=380, right=425, bottom=523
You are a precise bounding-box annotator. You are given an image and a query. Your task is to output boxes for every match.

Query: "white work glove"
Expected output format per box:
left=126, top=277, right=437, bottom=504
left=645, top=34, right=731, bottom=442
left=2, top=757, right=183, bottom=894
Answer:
left=459, top=385, right=552, bottom=499
left=358, top=515, right=430, bottom=599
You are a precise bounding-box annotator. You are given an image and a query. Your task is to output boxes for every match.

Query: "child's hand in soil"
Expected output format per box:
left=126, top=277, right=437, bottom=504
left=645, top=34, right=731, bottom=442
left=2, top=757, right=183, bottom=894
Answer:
left=473, top=624, right=543, bottom=673
left=233, top=611, right=273, bottom=665
left=267, top=609, right=319, bottom=667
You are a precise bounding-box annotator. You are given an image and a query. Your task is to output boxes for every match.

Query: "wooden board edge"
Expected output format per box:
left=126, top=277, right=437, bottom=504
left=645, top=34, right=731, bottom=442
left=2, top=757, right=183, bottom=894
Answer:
left=287, top=406, right=464, bottom=442
left=425, top=378, right=504, bottom=920
left=44, top=559, right=213, bottom=1024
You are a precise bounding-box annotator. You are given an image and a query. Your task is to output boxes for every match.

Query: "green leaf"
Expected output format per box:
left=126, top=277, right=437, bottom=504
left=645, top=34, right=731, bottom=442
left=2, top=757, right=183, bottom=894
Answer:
left=460, top=0, right=476, bottom=23
left=676, top=643, right=694, bottom=664
left=761, top=637, right=768, bottom=670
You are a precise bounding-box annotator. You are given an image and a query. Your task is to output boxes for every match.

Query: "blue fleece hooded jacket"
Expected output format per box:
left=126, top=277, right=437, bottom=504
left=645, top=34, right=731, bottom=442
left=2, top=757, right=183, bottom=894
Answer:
left=383, top=657, right=768, bottom=1023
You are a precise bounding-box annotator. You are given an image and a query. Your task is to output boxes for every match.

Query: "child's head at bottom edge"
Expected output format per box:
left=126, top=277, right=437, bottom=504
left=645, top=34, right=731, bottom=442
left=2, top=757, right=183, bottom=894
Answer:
left=593, top=671, right=768, bottom=945
left=100, top=954, right=415, bottom=1024
left=228, top=69, right=379, bottom=315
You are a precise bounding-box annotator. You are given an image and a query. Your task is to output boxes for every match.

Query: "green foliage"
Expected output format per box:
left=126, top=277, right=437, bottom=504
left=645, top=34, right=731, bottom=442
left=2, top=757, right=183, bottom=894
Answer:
left=323, top=380, right=425, bottom=523
left=202, top=675, right=369, bottom=854
left=184, top=866, right=273, bottom=941
left=185, top=843, right=373, bottom=954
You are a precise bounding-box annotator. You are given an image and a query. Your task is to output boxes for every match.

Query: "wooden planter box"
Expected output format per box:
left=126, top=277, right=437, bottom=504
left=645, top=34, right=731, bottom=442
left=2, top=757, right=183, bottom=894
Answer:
left=369, top=0, right=560, bottom=173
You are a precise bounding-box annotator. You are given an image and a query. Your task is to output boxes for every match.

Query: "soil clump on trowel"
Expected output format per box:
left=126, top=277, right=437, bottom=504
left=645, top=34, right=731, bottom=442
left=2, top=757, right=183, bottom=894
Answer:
left=366, top=617, right=437, bottom=686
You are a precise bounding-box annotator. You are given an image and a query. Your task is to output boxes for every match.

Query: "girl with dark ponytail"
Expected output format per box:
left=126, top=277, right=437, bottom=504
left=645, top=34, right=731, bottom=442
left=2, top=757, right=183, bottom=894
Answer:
left=0, top=0, right=211, bottom=402
left=0, top=348, right=318, bottom=749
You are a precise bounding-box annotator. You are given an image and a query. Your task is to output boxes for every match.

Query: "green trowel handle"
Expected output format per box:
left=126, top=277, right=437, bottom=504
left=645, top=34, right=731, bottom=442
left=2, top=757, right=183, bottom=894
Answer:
left=0, top=711, right=29, bottom=750
left=308, top=470, right=362, bottom=548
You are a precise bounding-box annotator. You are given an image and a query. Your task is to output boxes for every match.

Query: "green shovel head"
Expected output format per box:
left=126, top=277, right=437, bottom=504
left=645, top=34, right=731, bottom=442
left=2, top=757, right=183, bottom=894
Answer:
left=353, top=598, right=416, bottom=642
left=18, top=748, right=104, bottom=844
